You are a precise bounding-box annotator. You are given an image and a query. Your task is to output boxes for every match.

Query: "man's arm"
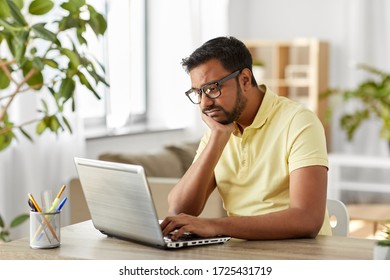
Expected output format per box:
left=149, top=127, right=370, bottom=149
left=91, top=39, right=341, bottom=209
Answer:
left=162, top=165, right=328, bottom=240
left=167, top=114, right=235, bottom=216
left=167, top=129, right=232, bottom=216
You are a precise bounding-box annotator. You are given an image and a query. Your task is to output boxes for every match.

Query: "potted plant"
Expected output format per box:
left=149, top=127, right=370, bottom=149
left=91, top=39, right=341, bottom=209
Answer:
left=322, top=64, right=390, bottom=144
left=0, top=213, right=29, bottom=242
left=373, top=221, right=390, bottom=260
left=252, top=59, right=265, bottom=84
left=0, top=0, right=108, bottom=151
left=0, top=0, right=108, bottom=240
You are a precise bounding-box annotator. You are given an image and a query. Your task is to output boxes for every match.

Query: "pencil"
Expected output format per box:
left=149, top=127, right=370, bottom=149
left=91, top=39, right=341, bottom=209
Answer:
left=28, top=193, right=42, bottom=212
left=55, top=185, right=66, bottom=200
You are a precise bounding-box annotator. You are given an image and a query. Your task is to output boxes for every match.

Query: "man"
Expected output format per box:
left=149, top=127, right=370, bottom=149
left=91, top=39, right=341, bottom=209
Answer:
left=161, top=36, right=331, bottom=240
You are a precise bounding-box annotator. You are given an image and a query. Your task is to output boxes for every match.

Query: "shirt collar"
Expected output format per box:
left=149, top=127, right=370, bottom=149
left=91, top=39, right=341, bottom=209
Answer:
left=233, top=84, right=276, bottom=136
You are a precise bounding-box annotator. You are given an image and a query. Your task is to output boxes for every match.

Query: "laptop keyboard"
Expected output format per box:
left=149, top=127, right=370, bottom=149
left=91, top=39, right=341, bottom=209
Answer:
left=164, top=232, right=201, bottom=242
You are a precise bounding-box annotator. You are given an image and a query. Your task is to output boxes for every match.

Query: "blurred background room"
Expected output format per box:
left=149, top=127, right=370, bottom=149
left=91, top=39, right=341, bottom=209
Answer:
left=1, top=0, right=389, bottom=241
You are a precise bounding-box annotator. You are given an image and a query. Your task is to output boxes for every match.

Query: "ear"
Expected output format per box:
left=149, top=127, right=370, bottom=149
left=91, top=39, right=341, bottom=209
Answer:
left=240, top=68, right=253, bottom=90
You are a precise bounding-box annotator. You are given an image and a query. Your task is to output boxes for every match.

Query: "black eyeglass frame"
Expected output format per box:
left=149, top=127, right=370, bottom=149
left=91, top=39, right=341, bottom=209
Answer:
left=185, top=70, right=241, bottom=104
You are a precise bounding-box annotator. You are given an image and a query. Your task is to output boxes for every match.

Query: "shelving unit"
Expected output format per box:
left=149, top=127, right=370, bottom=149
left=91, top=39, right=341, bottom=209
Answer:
left=245, top=38, right=330, bottom=147
left=327, top=153, right=390, bottom=200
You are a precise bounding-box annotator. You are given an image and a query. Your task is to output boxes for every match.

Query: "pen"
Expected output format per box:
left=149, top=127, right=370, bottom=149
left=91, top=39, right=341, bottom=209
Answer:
left=29, top=193, right=59, bottom=242
left=28, top=199, right=37, bottom=212
left=56, top=197, right=67, bottom=211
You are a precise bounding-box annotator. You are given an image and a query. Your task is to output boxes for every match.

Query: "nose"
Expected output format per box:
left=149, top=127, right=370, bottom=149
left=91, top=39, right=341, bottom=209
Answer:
left=200, top=93, right=214, bottom=108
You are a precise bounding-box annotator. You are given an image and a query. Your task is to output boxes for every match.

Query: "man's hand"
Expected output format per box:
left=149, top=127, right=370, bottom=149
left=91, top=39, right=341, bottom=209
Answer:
left=201, top=112, right=236, bottom=136
left=161, top=213, right=220, bottom=240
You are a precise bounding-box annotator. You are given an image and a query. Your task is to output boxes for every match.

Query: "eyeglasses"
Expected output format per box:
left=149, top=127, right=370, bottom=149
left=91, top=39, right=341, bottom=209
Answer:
left=185, top=70, right=241, bottom=104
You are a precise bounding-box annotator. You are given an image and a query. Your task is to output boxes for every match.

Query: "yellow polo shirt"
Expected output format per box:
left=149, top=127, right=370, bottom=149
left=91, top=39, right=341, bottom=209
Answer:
left=197, top=86, right=331, bottom=235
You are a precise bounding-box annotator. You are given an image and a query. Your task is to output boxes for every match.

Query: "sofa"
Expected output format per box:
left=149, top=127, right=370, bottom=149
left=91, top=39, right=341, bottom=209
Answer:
left=69, top=141, right=226, bottom=224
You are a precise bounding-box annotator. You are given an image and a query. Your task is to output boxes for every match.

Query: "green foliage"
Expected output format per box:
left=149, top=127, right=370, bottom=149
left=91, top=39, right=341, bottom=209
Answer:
left=0, top=213, right=29, bottom=242
left=0, top=0, right=109, bottom=151
left=377, top=222, right=390, bottom=246
left=323, top=64, right=390, bottom=141
left=252, top=59, right=265, bottom=67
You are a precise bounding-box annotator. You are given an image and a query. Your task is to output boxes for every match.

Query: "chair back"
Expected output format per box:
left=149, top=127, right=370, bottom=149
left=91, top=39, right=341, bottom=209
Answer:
left=327, top=199, right=350, bottom=236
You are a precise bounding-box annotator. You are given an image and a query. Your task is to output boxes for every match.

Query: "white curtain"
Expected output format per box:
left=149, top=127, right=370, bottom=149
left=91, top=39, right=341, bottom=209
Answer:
left=331, top=0, right=390, bottom=156
left=147, top=0, right=230, bottom=138
left=188, top=0, right=230, bottom=136
left=0, top=91, right=86, bottom=239
left=189, top=0, right=230, bottom=48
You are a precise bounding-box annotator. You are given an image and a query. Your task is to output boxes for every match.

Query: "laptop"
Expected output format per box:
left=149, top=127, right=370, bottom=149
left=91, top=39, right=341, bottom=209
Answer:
left=73, top=157, right=231, bottom=249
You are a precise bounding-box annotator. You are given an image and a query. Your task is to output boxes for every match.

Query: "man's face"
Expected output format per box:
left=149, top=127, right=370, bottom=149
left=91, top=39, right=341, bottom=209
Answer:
left=189, top=59, right=247, bottom=125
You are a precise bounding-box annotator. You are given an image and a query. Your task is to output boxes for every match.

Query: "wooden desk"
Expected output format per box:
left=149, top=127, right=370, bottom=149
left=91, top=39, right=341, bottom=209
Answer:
left=0, top=220, right=376, bottom=260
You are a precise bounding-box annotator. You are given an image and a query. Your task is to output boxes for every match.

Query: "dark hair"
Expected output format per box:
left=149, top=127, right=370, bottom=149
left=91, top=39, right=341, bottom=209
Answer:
left=181, top=36, right=256, bottom=86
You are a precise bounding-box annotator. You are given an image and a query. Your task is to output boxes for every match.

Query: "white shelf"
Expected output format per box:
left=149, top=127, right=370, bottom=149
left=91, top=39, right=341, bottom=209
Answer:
left=327, top=153, right=390, bottom=200
left=245, top=38, right=330, bottom=148
left=336, top=182, right=390, bottom=193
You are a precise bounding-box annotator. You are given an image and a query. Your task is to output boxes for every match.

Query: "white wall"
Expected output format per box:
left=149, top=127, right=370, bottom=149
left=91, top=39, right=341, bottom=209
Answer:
left=85, top=0, right=390, bottom=204
left=229, top=0, right=348, bottom=88
left=229, top=0, right=390, bottom=156
left=227, top=0, right=390, bottom=204
left=89, top=0, right=341, bottom=156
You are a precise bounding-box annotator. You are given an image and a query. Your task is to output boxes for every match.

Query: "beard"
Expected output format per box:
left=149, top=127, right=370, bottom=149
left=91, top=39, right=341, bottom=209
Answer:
left=202, top=87, right=247, bottom=125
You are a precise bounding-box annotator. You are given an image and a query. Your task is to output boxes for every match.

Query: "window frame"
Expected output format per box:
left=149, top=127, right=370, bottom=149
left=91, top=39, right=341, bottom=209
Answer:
left=82, top=0, right=148, bottom=138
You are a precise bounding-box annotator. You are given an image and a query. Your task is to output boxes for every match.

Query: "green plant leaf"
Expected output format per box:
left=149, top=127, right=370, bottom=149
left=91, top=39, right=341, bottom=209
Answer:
left=377, top=239, right=390, bottom=246
left=76, top=27, right=87, bottom=46
left=87, top=68, right=109, bottom=87
left=10, top=213, right=29, bottom=228
left=58, top=16, right=80, bottom=31
left=0, top=130, right=14, bottom=151
left=0, top=71, right=11, bottom=89
left=59, top=77, right=76, bottom=101
left=41, top=99, right=49, bottom=113
left=19, top=127, right=33, bottom=142
left=32, top=56, right=45, bottom=71
left=14, top=0, right=24, bottom=9
left=42, top=58, right=58, bottom=69
left=29, top=0, right=53, bottom=15
left=36, top=117, right=48, bottom=134
left=22, top=60, right=44, bottom=89
left=0, top=18, right=22, bottom=32
left=32, top=23, right=59, bottom=45
left=0, top=0, right=10, bottom=18
left=61, top=0, right=85, bottom=13
left=62, top=115, right=73, bottom=133
left=11, top=30, right=29, bottom=61
left=87, top=5, right=107, bottom=36
left=6, top=0, right=27, bottom=26
left=0, top=61, right=11, bottom=89
left=0, top=231, right=11, bottom=242
left=48, top=115, right=61, bottom=133
left=0, top=214, right=4, bottom=227
left=80, top=57, right=107, bottom=85
left=61, top=48, right=81, bottom=70
left=77, top=71, right=100, bottom=99
left=340, top=110, right=369, bottom=141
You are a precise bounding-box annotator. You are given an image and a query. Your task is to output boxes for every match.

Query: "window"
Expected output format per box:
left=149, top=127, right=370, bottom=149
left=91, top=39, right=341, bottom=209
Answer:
left=78, top=0, right=146, bottom=136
